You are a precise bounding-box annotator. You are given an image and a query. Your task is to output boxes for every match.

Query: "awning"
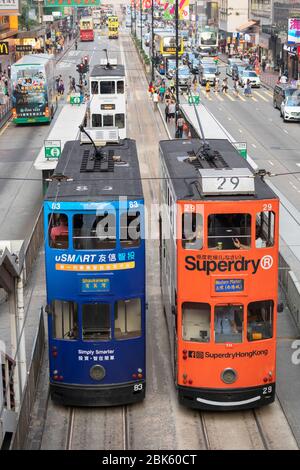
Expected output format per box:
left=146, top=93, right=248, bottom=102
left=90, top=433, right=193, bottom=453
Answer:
left=237, top=20, right=257, bottom=32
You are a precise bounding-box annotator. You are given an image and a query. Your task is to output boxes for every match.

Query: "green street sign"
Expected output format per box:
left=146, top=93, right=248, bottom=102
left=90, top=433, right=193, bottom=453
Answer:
left=45, top=140, right=61, bottom=160
left=188, top=95, right=200, bottom=105
left=70, top=94, right=81, bottom=105
left=233, top=142, right=247, bottom=160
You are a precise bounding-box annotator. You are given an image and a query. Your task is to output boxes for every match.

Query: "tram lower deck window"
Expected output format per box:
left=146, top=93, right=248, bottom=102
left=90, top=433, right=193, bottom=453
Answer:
left=115, top=113, right=125, bottom=129
left=215, top=305, right=243, bottom=343
left=82, top=303, right=111, bottom=341
left=182, top=302, right=210, bottom=343
left=48, top=213, right=69, bottom=249
left=208, top=214, right=251, bottom=250
left=247, top=300, right=273, bottom=341
left=52, top=300, right=78, bottom=340
left=103, top=115, right=114, bottom=127
left=92, top=114, right=102, bottom=127
left=115, top=298, right=141, bottom=339
left=91, top=81, right=99, bottom=94
left=73, top=213, right=116, bottom=250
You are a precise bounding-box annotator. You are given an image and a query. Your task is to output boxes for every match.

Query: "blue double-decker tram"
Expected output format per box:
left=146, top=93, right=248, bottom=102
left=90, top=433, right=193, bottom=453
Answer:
left=44, top=130, right=146, bottom=406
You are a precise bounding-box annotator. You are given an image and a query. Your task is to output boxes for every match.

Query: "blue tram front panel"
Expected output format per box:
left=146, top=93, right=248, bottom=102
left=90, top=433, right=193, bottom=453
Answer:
left=44, top=200, right=146, bottom=406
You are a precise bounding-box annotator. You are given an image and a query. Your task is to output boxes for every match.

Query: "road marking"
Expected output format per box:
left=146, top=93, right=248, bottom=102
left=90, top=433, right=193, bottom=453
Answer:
left=253, top=90, right=269, bottom=102
left=250, top=96, right=258, bottom=102
left=283, top=129, right=289, bottom=134
left=237, top=94, right=246, bottom=102
left=215, top=93, right=224, bottom=101
left=238, top=129, right=243, bottom=133
left=289, top=181, right=298, bottom=190
left=296, top=163, right=300, bottom=167
left=268, top=160, right=274, bottom=166
left=263, top=90, right=273, bottom=98
left=0, top=121, right=10, bottom=136
left=224, top=93, right=235, bottom=102
left=252, top=144, right=257, bottom=148
left=228, top=117, right=232, bottom=121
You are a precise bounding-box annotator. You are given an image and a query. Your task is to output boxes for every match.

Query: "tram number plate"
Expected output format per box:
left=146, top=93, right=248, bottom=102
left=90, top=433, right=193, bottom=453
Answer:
left=133, top=383, right=143, bottom=392
left=262, top=386, right=273, bottom=395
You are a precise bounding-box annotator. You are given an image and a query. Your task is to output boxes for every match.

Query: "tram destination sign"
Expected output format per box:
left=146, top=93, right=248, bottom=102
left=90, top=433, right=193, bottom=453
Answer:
left=199, top=168, right=255, bottom=195
left=44, top=140, right=61, bottom=159
left=81, top=278, right=110, bottom=293
left=215, top=279, right=244, bottom=293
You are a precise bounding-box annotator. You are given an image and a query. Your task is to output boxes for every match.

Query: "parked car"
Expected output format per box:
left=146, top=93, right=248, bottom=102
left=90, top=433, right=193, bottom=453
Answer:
left=273, top=83, right=298, bottom=109
left=280, top=95, right=300, bottom=121
left=238, top=70, right=261, bottom=87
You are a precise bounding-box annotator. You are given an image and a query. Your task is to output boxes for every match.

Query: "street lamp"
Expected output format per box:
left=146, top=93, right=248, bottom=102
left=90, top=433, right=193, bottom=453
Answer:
left=140, top=0, right=143, bottom=44
left=151, top=0, right=155, bottom=81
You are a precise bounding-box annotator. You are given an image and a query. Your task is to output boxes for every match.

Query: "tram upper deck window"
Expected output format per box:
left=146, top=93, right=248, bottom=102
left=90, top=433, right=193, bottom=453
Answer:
left=214, top=305, right=243, bottom=343
left=48, top=213, right=69, bottom=249
left=120, top=211, right=141, bottom=248
left=182, top=212, right=203, bottom=250
left=182, top=302, right=210, bottom=343
left=82, top=303, right=111, bottom=341
left=208, top=214, right=251, bottom=250
left=256, top=211, right=275, bottom=248
left=52, top=300, right=78, bottom=340
left=91, top=81, right=99, bottom=94
left=115, top=298, right=141, bottom=339
left=247, top=300, right=273, bottom=341
left=117, top=81, right=124, bottom=94
left=100, top=81, right=115, bottom=94
left=73, top=213, right=116, bottom=250
left=115, top=113, right=125, bottom=129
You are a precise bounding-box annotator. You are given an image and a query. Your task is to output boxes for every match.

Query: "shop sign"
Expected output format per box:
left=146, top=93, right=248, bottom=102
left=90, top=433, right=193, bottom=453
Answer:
left=16, top=45, right=33, bottom=52
left=0, top=0, right=19, bottom=14
left=0, top=41, right=9, bottom=55
left=288, top=18, right=300, bottom=45
left=44, top=0, right=100, bottom=6
left=43, top=15, right=54, bottom=22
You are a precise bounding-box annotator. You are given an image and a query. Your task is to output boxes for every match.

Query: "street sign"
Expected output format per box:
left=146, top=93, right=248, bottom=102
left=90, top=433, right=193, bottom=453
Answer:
left=70, top=94, right=82, bottom=105
left=233, top=142, right=247, bottom=160
left=44, top=140, right=61, bottom=160
left=188, top=95, right=200, bottom=105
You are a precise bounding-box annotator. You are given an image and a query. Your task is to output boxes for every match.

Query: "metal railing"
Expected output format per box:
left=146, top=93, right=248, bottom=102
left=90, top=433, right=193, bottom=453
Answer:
left=10, top=309, right=45, bottom=450
left=0, top=98, right=12, bottom=128
left=23, top=208, right=44, bottom=285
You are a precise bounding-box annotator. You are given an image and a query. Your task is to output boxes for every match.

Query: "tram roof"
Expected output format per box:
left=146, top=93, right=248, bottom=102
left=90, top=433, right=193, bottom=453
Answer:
left=159, top=138, right=277, bottom=201
left=90, top=64, right=125, bottom=78
left=12, top=53, right=54, bottom=66
left=46, top=138, right=143, bottom=202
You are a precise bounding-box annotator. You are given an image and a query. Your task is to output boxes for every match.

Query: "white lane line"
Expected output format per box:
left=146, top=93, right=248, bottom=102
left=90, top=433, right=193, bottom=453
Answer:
left=296, top=163, right=300, bottom=167
left=252, top=144, right=257, bottom=148
left=289, top=181, right=298, bottom=190
left=283, top=129, right=289, bottom=134
left=228, top=117, right=232, bottom=121
left=268, top=160, right=274, bottom=166
left=238, top=129, right=243, bottom=133
left=253, top=90, right=269, bottom=102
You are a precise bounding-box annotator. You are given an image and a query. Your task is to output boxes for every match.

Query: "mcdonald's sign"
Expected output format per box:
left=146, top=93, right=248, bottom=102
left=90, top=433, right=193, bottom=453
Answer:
left=0, top=42, right=9, bottom=55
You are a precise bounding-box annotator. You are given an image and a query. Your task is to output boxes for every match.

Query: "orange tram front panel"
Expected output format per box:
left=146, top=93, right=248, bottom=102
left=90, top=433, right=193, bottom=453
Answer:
left=159, top=138, right=280, bottom=410
left=176, top=198, right=279, bottom=410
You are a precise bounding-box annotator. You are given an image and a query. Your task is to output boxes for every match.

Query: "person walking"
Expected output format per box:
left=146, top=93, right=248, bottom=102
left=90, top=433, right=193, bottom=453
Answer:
left=176, top=114, right=185, bottom=138
left=192, top=75, right=198, bottom=93
left=168, top=100, right=176, bottom=123
left=233, top=76, right=239, bottom=95
left=58, top=78, right=65, bottom=96
left=222, top=77, right=228, bottom=94
left=159, top=82, right=166, bottom=101
left=205, top=80, right=211, bottom=97
left=214, top=76, right=220, bottom=93
left=152, top=89, right=159, bottom=111
left=165, top=102, right=170, bottom=123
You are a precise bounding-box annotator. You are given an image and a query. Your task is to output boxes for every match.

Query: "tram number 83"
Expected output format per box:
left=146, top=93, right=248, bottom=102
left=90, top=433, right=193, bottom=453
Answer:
left=133, top=383, right=143, bottom=392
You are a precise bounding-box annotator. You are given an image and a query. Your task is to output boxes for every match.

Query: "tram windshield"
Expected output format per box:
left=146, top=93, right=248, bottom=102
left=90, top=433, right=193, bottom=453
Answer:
left=214, top=305, right=243, bottom=343
left=82, top=303, right=111, bottom=340
left=182, top=302, right=210, bottom=343
left=115, top=299, right=142, bottom=339
left=73, top=213, right=116, bottom=250
left=208, top=213, right=251, bottom=250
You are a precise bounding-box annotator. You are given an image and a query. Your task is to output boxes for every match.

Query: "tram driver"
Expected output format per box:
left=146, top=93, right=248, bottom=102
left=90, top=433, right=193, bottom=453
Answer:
left=50, top=214, right=69, bottom=248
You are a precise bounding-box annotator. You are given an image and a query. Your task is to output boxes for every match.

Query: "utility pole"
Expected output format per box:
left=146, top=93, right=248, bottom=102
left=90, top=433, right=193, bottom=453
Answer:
left=140, top=0, right=143, bottom=43
left=195, top=0, right=198, bottom=47
left=131, top=4, right=133, bottom=35
left=151, top=0, right=155, bottom=81
left=134, top=1, right=137, bottom=37
left=175, top=0, right=179, bottom=120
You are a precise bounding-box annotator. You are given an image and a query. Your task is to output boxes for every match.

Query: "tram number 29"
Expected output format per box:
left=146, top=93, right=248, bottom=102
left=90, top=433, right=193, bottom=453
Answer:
left=133, top=383, right=143, bottom=392
left=262, top=386, right=273, bottom=395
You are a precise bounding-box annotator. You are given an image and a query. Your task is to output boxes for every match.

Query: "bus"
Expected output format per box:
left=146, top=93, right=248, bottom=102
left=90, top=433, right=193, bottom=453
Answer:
left=159, top=137, right=279, bottom=410
left=108, top=25, right=119, bottom=39
left=44, top=132, right=146, bottom=406
left=79, top=16, right=94, bottom=41
left=11, top=54, right=57, bottom=124
left=154, top=33, right=184, bottom=58
left=198, top=27, right=218, bottom=56
left=89, top=62, right=126, bottom=139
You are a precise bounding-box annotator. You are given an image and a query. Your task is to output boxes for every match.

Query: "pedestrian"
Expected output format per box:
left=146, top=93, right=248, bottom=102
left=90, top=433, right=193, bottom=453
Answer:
left=165, top=88, right=172, bottom=105
left=165, top=102, right=169, bottom=123
left=192, top=75, right=198, bottom=93
left=176, top=114, right=185, bottom=138
left=148, top=81, right=154, bottom=98
left=214, top=76, right=220, bottom=93
left=169, top=78, right=175, bottom=94
left=233, top=76, right=239, bottom=95
left=262, top=59, right=266, bottom=73
left=159, top=82, right=166, bottom=101
left=205, top=80, right=211, bottom=96
left=75, top=40, right=78, bottom=51
left=168, top=100, right=176, bottom=123
left=222, top=77, right=228, bottom=93
left=152, top=90, right=159, bottom=111
left=58, top=78, right=65, bottom=96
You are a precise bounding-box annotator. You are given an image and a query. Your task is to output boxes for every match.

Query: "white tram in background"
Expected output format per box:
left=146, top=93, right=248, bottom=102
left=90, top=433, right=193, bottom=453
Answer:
left=89, top=60, right=127, bottom=139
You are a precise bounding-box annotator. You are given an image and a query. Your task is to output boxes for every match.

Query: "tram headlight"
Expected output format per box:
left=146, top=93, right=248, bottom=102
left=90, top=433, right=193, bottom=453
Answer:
left=221, top=368, right=237, bottom=385
left=90, top=365, right=106, bottom=381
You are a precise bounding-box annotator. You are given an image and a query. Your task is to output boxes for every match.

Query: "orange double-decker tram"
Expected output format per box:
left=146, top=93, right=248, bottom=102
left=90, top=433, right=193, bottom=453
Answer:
left=159, top=138, right=279, bottom=410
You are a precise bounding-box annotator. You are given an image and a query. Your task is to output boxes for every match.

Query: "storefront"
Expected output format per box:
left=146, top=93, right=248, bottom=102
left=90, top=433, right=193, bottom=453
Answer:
left=283, top=44, right=299, bottom=80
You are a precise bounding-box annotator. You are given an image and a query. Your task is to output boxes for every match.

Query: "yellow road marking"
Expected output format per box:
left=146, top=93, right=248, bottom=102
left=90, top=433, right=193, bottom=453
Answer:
left=237, top=93, right=246, bottom=102
left=215, top=93, right=224, bottom=101
left=253, top=90, right=269, bottom=102
left=224, top=92, right=235, bottom=102
left=263, top=90, right=273, bottom=98
left=250, top=95, right=258, bottom=102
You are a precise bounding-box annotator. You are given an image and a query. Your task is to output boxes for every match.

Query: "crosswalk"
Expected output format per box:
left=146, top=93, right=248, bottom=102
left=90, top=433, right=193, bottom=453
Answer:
left=185, top=87, right=273, bottom=104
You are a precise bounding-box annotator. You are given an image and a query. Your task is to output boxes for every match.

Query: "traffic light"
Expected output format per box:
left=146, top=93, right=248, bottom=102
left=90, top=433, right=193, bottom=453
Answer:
left=76, top=63, right=84, bottom=74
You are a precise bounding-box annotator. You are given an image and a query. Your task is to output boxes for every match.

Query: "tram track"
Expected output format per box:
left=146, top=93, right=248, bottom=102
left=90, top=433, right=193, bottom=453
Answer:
left=65, top=407, right=75, bottom=450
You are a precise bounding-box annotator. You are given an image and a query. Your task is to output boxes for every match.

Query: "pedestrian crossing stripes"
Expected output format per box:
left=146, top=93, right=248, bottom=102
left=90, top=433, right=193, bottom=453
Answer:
left=185, top=87, right=273, bottom=104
